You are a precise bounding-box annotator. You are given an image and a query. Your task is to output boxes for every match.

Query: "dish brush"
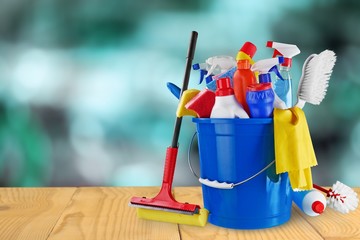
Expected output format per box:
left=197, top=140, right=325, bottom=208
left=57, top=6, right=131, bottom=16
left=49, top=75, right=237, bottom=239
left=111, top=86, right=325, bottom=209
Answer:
left=295, top=50, right=336, bottom=109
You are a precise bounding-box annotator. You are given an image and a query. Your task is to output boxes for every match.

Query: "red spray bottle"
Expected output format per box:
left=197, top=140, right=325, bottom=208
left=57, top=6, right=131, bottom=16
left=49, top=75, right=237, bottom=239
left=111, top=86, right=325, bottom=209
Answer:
left=233, top=59, right=257, bottom=115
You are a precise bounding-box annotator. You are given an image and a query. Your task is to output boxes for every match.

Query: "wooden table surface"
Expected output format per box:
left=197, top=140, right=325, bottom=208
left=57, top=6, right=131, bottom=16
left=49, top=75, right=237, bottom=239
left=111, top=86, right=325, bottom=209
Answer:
left=0, top=186, right=359, bottom=240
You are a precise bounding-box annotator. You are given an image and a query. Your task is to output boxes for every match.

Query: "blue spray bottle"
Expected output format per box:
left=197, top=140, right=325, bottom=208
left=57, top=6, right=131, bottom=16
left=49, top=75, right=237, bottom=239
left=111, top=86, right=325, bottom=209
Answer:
left=246, top=57, right=284, bottom=118
left=266, top=41, right=301, bottom=108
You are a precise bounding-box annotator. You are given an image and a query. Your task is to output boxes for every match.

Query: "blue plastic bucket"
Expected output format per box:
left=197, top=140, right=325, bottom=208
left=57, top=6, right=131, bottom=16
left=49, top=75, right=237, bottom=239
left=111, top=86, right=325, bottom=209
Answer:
left=192, top=118, right=292, bottom=229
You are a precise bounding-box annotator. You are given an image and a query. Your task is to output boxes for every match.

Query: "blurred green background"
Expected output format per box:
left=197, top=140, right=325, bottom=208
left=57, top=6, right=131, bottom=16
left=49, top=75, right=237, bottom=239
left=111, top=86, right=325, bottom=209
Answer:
left=0, top=0, right=359, bottom=187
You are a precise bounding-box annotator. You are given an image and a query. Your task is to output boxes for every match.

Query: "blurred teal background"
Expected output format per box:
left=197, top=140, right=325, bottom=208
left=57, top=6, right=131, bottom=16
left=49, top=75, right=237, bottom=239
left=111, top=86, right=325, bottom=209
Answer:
left=0, top=0, right=359, bottom=187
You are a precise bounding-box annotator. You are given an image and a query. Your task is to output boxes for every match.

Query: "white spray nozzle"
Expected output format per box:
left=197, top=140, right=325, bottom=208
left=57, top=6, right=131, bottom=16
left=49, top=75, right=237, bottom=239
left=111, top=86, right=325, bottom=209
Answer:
left=267, top=41, right=301, bottom=58
left=204, top=55, right=236, bottom=77
left=251, top=57, right=284, bottom=74
left=267, top=41, right=300, bottom=67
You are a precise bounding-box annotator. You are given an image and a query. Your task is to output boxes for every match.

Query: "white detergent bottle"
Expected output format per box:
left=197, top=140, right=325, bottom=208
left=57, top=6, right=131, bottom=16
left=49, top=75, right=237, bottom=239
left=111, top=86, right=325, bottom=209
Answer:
left=292, top=189, right=327, bottom=216
left=210, top=77, right=249, bottom=119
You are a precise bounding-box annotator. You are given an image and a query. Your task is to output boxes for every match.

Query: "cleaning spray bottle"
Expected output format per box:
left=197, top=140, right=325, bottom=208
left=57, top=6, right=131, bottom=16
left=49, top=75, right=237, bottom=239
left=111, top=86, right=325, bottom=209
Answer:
left=292, top=189, right=327, bottom=217
left=246, top=57, right=284, bottom=118
left=233, top=59, right=257, bottom=115
left=203, top=56, right=237, bottom=91
left=210, top=77, right=249, bottom=119
left=266, top=41, right=301, bottom=107
left=192, top=55, right=234, bottom=86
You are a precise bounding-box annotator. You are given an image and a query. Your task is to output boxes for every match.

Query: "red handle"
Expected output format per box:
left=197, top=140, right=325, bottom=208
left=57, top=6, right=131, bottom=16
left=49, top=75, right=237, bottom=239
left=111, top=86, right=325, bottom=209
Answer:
left=163, top=147, right=178, bottom=186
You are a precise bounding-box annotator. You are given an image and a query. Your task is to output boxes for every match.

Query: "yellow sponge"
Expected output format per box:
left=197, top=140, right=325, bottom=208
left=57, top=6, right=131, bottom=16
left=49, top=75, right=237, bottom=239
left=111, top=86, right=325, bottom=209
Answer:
left=137, top=208, right=209, bottom=227
left=176, top=89, right=200, bottom=117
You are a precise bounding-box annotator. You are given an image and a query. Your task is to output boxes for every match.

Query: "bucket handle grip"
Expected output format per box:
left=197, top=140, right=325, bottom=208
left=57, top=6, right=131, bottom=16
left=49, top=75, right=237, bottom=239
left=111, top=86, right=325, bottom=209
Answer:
left=198, top=178, right=234, bottom=189
left=188, top=131, right=275, bottom=190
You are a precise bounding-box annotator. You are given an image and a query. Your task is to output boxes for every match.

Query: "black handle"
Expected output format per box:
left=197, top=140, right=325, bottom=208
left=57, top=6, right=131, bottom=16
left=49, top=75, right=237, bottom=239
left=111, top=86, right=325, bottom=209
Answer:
left=171, top=31, right=198, bottom=148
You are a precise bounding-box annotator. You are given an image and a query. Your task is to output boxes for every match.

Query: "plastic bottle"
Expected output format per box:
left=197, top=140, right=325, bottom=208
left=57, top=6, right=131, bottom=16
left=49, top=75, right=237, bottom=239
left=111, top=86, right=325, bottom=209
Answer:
left=236, top=41, right=257, bottom=64
left=246, top=57, right=284, bottom=117
left=233, top=59, right=256, bottom=115
left=210, top=77, right=249, bottom=119
left=292, top=189, right=327, bottom=217
left=246, top=83, right=275, bottom=118
left=266, top=41, right=301, bottom=107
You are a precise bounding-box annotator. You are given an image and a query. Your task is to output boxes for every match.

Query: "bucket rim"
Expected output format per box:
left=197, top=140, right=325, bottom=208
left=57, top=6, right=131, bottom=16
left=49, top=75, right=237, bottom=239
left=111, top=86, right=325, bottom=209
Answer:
left=192, top=118, right=273, bottom=125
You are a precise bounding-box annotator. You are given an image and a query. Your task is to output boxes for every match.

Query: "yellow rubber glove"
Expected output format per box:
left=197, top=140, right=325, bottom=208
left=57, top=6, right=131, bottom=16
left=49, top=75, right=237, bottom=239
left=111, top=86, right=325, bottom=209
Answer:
left=273, top=107, right=317, bottom=190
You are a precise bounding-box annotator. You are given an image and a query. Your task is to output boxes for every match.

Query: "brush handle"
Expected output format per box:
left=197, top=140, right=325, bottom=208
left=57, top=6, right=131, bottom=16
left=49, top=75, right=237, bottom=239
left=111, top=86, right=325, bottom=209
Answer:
left=171, top=31, right=198, bottom=148
left=313, top=184, right=329, bottom=194
left=295, top=98, right=306, bottom=109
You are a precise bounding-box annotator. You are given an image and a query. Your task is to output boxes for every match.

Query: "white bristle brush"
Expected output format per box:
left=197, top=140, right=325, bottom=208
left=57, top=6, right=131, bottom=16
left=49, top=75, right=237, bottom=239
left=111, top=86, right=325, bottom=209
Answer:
left=314, top=182, right=359, bottom=214
left=295, top=50, right=337, bottom=109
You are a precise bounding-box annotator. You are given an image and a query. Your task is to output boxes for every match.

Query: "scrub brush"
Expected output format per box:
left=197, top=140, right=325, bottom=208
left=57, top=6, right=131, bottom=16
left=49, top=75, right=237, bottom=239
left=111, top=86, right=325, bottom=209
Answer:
left=295, top=50, right=336, bottom=109
left=313, top=182, right=359, bottom=214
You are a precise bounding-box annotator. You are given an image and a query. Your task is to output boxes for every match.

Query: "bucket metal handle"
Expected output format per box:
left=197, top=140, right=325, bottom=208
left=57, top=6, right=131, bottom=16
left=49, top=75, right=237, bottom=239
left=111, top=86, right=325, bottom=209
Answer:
left=188, top=132, right=275, bottom=190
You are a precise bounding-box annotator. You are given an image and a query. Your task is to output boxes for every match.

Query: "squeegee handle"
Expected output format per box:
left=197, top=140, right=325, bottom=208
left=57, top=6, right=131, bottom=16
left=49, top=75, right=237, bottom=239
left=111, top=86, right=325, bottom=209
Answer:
left=171, top=31, right=198, bottom=148
left=163, top=147, right=178, bottom=186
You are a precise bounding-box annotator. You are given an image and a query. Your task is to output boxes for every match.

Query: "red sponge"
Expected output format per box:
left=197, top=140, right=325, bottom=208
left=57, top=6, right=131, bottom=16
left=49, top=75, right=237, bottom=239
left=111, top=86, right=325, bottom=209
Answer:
left=185, top=89, right=215, bottom=118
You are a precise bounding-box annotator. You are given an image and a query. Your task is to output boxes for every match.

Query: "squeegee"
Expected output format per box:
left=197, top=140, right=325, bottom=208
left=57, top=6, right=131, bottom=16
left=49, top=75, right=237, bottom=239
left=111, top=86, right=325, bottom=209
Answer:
left=129, top=31, right=208, bottom=226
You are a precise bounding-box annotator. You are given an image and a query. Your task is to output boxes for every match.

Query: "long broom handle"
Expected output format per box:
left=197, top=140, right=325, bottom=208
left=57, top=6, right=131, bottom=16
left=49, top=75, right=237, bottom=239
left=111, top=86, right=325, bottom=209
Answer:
left=171, top=31, right=198, bottom=148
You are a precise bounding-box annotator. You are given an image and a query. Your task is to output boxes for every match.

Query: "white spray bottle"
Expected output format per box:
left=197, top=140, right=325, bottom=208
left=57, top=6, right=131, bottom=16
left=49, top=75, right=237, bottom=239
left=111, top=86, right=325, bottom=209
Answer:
left=266, top=41, right=301, bottom=108
left=292, top=189, right=327, bottom=216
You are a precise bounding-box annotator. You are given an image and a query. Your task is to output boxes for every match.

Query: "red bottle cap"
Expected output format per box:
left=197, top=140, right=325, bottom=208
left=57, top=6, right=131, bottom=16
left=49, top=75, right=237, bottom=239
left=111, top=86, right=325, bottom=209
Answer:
left=240, top=42, right=257, bottom=58
left=281, top=57, right=292, bottom=67
left=312, top=201, right=325, bottom=214
left=216, top=77, right=234, bottom=96
left=237, top=59, right=250, bottom=69
left=247, top=83, right=272, bottom=92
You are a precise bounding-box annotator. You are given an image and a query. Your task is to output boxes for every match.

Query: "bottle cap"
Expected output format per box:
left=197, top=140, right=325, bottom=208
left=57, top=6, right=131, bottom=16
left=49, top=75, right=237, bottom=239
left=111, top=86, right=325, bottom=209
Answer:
left=237, top=59, right=250, bottom=69
left=216, top=77, right=234, bottom=96
left=258, top=73, right=271, bottom=83
left=240, top=42, right=257, bottom=58
left=247, top=83, right=272, bottom=92
left=312, top=201, right=325, bottom=214
left=281, top=57, right=292, bottom=67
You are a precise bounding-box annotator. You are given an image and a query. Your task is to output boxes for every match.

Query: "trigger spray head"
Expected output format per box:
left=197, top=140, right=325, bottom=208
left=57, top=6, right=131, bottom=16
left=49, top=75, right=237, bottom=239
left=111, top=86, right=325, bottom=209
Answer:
left=267, top=41, right=300, bottom=67
left=251, top=57, right=284, bottom=83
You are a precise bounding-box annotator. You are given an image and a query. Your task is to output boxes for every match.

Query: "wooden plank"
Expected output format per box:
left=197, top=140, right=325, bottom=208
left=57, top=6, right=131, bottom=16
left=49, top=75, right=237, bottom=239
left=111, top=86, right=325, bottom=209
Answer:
left=175, top=187, right=324, bottom=240
left=296, top=188, right=360, bottom=240
left=0, top=187, right=76, bottom=240
left=47, top=187, right=181, bottom=240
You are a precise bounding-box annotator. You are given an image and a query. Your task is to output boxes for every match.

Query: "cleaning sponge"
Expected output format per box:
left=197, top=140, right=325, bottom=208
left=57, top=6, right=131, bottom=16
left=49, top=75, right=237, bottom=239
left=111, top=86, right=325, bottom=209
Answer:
left=185, top=89, right=216, bottom=118
left=176, top=89, right=200, bottom=117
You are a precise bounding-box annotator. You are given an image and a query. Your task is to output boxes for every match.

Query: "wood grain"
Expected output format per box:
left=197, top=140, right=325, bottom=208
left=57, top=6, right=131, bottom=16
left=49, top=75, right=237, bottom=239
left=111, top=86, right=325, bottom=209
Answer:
left=0, top=187, right=359, bottom=240
left=47, top=187, right=181, bottom=240
left=0, top=187, right=76, bottom=240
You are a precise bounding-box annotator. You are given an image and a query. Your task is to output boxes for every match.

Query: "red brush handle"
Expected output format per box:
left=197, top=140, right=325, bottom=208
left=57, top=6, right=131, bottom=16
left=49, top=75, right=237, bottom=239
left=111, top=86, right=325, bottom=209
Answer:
left=313, top=184, right=329, bottom=194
